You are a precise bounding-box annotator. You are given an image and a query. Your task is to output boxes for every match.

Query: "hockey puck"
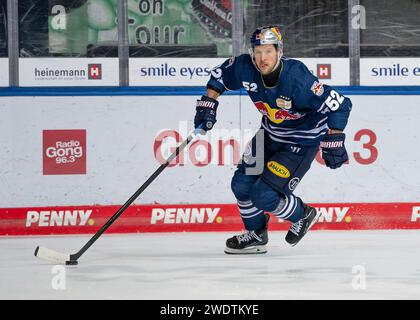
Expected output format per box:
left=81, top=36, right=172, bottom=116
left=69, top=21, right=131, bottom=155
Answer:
left=66, top=260, right=78, bottom=265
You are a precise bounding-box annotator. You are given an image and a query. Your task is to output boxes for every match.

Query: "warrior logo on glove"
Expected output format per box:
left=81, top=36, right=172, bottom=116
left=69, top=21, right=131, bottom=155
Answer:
left=194, top=95, right=219, bottom=131
left=320, top=133, right=349, bottom=169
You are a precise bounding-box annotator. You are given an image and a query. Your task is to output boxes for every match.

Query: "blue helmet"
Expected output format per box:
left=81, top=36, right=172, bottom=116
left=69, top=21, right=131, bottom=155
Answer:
left=250, top=25, right=283, bottom=50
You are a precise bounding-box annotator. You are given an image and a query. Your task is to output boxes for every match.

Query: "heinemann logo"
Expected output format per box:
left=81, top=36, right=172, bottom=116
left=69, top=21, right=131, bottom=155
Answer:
left=34, top=67, right=86, bottom=78
left=88, top=64, right=102, bottom=80
left=33, top=65, right=102, bottom=80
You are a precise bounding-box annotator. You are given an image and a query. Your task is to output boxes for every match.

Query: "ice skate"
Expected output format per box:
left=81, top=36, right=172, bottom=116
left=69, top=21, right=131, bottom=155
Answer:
left=224, top=214, right=269, bottom=254
left=285, top=204, right=320, bottom=246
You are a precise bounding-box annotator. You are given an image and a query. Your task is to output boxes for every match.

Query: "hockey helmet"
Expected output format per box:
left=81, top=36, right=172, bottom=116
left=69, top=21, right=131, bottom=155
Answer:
left=249, top=25, right=283, bottom=72
left=250, top=25, right=283, bottom=50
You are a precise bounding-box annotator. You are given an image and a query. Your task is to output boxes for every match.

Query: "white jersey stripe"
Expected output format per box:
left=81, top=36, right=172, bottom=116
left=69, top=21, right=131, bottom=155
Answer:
left=315, top=117, right=328, bottom=128
left=265, top=120, right=329, bottom=135
left=266, top=132, right=299, bottom=144
left=263, top=122, right=328, bottom=139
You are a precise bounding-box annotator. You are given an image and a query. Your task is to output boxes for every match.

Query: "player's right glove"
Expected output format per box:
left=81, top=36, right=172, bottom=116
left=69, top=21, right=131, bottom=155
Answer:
left=194, top=95, right=219, bottom=131
left=320, top=132, right=348, bottom=169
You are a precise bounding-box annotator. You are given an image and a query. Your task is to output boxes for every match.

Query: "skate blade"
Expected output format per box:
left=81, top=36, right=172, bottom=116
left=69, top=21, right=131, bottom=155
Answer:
left=224, top=245, right=267, bottom=255
left=308, top=210, right=322, bottom=230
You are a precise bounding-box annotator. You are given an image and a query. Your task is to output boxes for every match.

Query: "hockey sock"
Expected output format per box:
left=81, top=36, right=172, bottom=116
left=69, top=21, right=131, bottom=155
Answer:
left=271, top=193, right=305, bottom=223
left=237, top=200, right=266, bottom=231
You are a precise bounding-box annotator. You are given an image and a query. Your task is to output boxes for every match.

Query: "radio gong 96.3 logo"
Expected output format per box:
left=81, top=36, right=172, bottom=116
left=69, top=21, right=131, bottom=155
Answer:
left=46, top=140, right=83, bottom=164
left=43, top=130, right=87, bottom=175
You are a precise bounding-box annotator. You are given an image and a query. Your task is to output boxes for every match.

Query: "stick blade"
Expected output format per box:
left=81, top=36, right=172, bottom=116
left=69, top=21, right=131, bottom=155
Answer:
left=34, top=246, right=74, bottom=265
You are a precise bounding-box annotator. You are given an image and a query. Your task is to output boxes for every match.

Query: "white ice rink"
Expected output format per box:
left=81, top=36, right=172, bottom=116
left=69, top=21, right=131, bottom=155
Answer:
left=1, top=230, right=420, bottom=300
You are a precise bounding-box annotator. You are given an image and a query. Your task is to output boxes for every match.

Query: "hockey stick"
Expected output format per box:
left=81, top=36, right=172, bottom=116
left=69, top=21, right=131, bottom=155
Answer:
left=35, top=122, right=210, bottom=265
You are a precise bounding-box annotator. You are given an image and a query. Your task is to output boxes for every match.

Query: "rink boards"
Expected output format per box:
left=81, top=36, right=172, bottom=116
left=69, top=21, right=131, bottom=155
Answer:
left=1, top=90, right=420, bottom=235
left=1, top=203, right=420, bottom=235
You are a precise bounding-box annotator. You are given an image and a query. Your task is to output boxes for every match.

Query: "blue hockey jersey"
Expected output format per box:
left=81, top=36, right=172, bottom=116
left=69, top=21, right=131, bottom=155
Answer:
left=207, top=54, right=352, bottom=146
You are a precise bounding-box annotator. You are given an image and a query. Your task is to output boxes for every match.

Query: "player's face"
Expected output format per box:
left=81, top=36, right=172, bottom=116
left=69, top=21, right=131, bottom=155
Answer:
left=253, top=45, right=279, bottom=75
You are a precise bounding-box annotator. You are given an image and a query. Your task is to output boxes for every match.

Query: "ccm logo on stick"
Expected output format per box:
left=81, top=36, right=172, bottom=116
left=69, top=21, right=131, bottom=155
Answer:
left=151, top=208, right=221, bottom=224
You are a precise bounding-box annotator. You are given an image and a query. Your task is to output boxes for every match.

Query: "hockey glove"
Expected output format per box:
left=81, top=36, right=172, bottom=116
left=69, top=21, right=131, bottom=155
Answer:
left=194, top=95, right=219, bottom=131
left=320, top=133, right=348, bottom=169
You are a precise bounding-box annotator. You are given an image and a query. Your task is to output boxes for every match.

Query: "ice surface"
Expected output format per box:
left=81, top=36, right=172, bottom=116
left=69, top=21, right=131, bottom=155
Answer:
left=1, top=230, right=420, bottom=300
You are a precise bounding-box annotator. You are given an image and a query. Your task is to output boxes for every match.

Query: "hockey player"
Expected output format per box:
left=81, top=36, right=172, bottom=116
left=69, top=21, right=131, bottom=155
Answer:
left=193, top=26, right=352, bottom=254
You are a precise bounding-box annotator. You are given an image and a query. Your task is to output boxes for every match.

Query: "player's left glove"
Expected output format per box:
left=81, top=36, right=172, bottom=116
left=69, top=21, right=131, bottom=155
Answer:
left=320, top=133, right=348, bottom=169
left=194, top=95, right=219, bottom=131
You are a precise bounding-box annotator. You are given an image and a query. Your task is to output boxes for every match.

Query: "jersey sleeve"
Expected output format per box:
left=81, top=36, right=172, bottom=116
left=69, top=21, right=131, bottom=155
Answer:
left=293, top=63, right=352, bottom=131
left=206, top=56, right=244, bottom=94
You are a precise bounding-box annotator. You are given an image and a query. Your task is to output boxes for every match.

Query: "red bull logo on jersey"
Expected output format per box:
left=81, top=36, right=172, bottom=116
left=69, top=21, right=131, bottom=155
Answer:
left=254, top=101, right=303, bottom=124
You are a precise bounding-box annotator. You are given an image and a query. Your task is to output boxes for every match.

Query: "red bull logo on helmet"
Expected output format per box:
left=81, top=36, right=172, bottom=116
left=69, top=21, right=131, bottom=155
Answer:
left=252, top=26, right=283, bottom=47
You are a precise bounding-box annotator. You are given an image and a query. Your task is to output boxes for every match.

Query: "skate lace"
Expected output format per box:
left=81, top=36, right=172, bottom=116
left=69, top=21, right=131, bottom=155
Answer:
left=237, top=231, right=260, bottom=244
left=290, top=220, right=304, bottom=236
